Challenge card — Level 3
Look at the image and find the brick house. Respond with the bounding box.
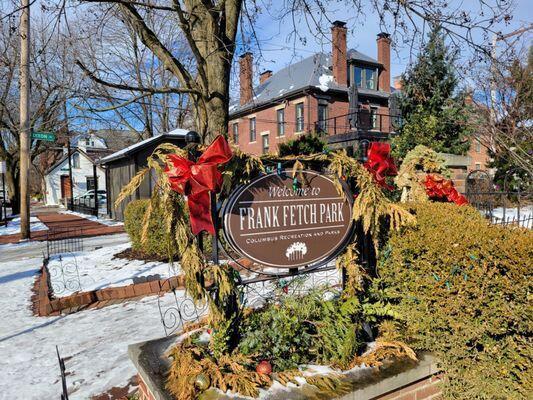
[229,21,399,156]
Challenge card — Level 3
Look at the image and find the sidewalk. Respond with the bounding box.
[0,212,124,245]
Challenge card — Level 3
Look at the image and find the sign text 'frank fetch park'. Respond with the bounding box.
[222,170,354,270]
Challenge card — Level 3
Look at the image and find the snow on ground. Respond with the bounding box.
[0,216,48,236]
[0,254,187,399]
[48,243,180,297]
[59,210,124,227]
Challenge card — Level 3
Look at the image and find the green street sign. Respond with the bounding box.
[31,131,56,142]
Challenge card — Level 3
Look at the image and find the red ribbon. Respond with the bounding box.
[364,142,398,190]
[164,135,233,235]
[424,174,468,206]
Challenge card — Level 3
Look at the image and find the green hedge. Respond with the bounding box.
[124,199,179,259]
[376,202,532,398]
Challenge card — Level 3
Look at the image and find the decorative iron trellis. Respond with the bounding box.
[157,287,209,337]
[47,254,83,296]
[46,226,84,258]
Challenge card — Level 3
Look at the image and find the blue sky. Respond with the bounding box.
[233,0,532,88]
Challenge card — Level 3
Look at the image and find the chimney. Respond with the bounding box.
[377,33,391,92]
[259,70,272,84]
[239,52,253,105]
[393,75,403,91]
[331,21,347,85]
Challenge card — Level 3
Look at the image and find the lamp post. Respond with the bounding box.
[358,139,370,163]
[184,131,205,253]
[67,138,74,210]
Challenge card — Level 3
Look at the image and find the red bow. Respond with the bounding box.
[364,142,397,190]
[164,135,233,235]
[424,174,468,206]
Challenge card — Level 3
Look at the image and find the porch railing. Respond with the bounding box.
[314,110,403,136]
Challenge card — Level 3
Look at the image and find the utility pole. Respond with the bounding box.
[19,0,31,239]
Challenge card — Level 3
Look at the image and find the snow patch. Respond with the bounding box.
[0,216,48,236]
[47,243,179,297]
[0,254,185,399]
[59,210,123,227]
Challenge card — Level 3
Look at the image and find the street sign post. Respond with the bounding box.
[0,160,7,226]
[31,131,56,142]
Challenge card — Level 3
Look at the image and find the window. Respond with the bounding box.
[354,67,363,88]
[317,103,328,133]
[249,118,256,142]
[475,163,481,170]
[232,123,239,144]
[475,140,481,153]
[277,109,285,136]
[72,153,80,168]
[86,177,96,191]
[365,68,377,90]
[262,134,270,154]
[352,66,378,90]
[295,103,305,132]
[370,106,378,129]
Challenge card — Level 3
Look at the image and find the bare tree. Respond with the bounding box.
[72,5,193,139]
[471,39,533,179]
[0,7,78,213]
[74,1,513,143]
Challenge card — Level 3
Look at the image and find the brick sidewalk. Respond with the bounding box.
[0,212,124,244]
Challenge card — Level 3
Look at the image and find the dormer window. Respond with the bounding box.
[352,65,378,90]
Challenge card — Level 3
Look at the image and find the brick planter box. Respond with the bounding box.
[128,334,442,400]
[31,260,186,316]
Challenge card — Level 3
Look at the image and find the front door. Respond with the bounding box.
[60,175,71,199]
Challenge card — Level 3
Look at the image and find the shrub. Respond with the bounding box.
[124,199,179,259]
[278,132,328,156]
[237,290,363,371]
[376,202,533,398]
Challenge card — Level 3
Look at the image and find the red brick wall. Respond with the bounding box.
[231,95,314,154]
[230,95,394,155]
[377,33,391,93]
[467,138,490,172]
[332,22,348,85]
[137,374,154,400]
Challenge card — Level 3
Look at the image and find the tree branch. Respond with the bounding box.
[75,60,200,95]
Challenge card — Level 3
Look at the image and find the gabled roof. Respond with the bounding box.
[347,49,380,65]
[229,50,389,116]
[45,148,104,176]
[99,128,190,164]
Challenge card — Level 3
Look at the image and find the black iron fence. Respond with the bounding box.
[465,190,532,229]
[66,197,100,216]
[46,226,85,258]
[314,110,403,136]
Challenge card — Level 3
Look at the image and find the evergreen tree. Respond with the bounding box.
[392,26,471,160]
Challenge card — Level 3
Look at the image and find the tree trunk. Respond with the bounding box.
[5,167,20,215]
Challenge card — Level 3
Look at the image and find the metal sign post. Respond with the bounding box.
[0,161,7,226]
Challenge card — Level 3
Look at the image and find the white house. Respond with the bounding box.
[44,133,109,206]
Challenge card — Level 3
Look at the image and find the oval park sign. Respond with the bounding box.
[222,170,354,269]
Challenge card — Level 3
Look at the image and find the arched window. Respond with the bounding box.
[72,153,80,168]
